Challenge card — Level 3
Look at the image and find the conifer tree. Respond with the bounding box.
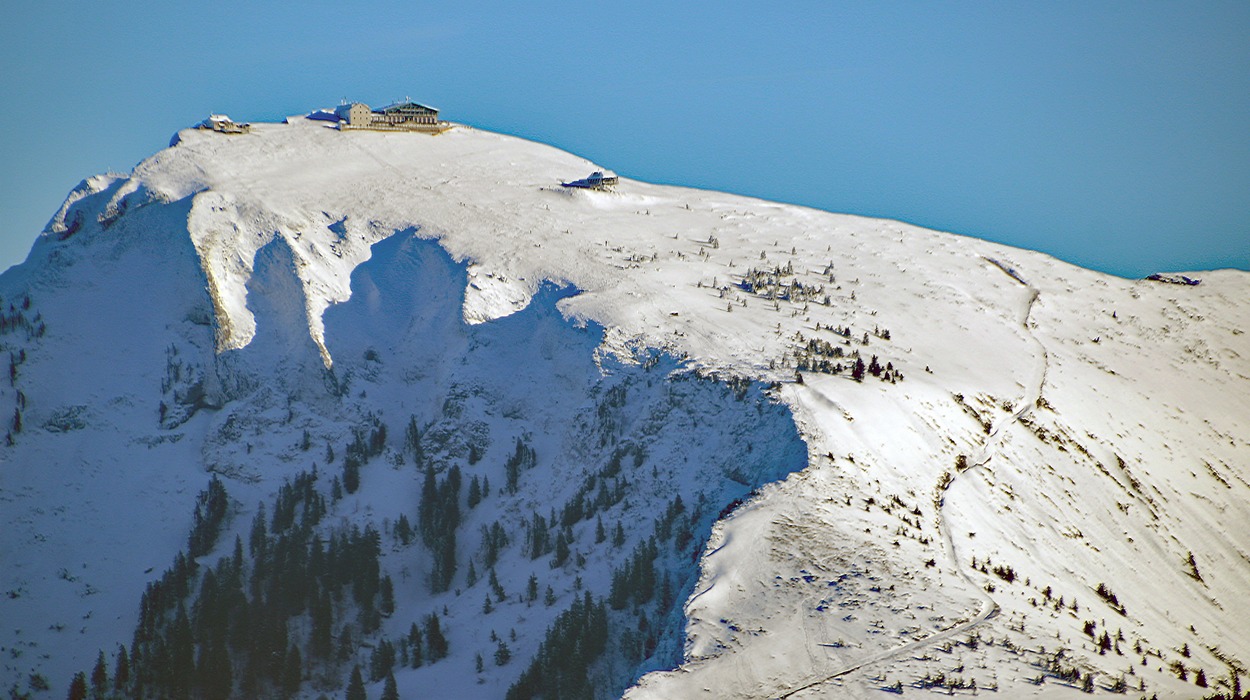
[90,650,108,699]
[231,535,244,573]
[311,589,333,659]
[404,415,422,460]
[380,575,395,615]
[489,567,506,601]
[425,613,449,661]
[343,457,360,494]
[170,604,194,700]
[417,465,462,591]
[113,644,130,693]
[200,640,232,700]
[249,504,267,556]
[420,467,437,526]
[283,645,302,697]
[66,672,87,700]
[338,626,354,663]
[381,673,400,700]
[369,640,396,681]
[553,530,570,567]
[188,477,229,559]
[851,357,866,381]
[345,666,366,700]
[503,438,535,493]
[528,514,548,559]
[394,514,412,545]
[408,622,423,668]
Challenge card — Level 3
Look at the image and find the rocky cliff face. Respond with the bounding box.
[1,118,1247,699]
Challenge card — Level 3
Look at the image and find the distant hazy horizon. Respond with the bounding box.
[2,1,1247,278]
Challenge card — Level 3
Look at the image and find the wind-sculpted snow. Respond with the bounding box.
[0,117,1247,699]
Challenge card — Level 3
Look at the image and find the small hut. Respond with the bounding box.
[197,114,250,134]
[561,171,619,190]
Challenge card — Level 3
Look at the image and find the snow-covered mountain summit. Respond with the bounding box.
[2,117,1247,699]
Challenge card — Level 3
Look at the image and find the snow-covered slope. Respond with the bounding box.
[1,117,1247,699]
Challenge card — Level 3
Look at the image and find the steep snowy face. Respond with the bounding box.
[1,117,1248,699]
[0,219,808,699]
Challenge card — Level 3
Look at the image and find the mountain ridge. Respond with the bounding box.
[2,117,1247,699]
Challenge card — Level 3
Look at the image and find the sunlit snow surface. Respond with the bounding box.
[2,119,1248,698]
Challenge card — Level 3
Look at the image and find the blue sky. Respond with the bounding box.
[1,2,1246,277]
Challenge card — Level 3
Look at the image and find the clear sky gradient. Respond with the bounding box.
[2,2,1247,278]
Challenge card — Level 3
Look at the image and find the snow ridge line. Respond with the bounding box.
[771,259,1048,699]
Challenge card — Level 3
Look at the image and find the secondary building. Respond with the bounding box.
[561,171,619,190]
[197,114,250,134]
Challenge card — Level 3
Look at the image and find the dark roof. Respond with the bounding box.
[376,101,439,114]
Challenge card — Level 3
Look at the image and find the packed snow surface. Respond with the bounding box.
[2,117,1248,698]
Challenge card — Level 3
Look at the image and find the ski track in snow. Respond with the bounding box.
[770,258,1046,699]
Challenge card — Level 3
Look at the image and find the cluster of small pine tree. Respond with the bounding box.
[366,613,449,684]
[738,263,826,304]
[1094,581,1127,615]
[342,419,387,494]
[508,490,704,699]
[4,301,36,445]
[506,592,609,700]
[478,521,508,569]
[70,468,391,699]
[187,476,229,558]
[466,473,490,507]
[419,465,461,592]
[503,437,537,494]
[608,540,658,610]
[593,384,629,447]
[523,512,559,561]
[0,295,44,339]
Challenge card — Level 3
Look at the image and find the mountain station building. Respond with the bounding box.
[335,100,450,133]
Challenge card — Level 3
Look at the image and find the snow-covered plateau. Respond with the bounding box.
[1,117,1247,699]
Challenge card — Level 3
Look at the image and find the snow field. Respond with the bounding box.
[1,116,1246,698]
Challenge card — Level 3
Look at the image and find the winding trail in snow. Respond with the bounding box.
[773,258,1049,699]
